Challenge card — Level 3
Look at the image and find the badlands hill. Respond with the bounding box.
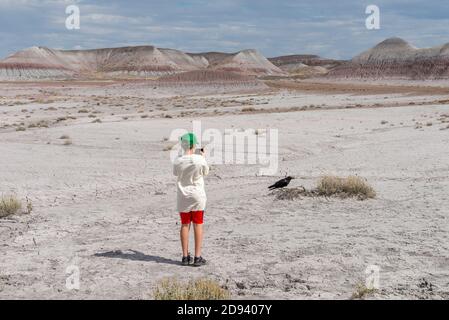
[328,37,449,79]
[268,54,344,78]
[0,45,285,80]
[199,49,285,76]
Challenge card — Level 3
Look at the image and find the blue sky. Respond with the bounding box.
[1,0,449,59]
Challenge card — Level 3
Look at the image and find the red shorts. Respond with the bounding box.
[180,211,204,225]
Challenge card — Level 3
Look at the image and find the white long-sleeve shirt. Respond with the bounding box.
[173,154,209,213]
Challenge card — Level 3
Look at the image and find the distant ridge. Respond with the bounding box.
[5,38,448,81]
[0,45,285,80]
[328,37,449,79]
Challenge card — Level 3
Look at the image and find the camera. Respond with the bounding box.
[195,147,204,155]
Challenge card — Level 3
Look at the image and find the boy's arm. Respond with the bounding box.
[173,162,178,176]
[202,159,210,176]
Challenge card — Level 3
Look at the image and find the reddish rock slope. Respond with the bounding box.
[328,38,449,79]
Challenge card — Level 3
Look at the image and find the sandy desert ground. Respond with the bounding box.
[1,79,448,299]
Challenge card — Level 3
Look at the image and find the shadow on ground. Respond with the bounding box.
[94,249,180,266]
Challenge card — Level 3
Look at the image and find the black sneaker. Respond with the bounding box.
[182,255,192,266]
[193,256,207,267]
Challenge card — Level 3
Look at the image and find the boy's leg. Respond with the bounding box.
[192,211,204,258]
[193,223,203,258]
[180,223,190,257]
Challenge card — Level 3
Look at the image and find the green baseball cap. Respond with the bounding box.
[180,132,198,148]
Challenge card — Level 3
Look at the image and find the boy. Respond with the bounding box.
[173,133,209,266]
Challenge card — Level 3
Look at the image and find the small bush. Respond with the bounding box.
[0,195,22,218]
[317,176,376,199]
[153,278,230,300]
[272,175,376,201]
[351,283,377,299]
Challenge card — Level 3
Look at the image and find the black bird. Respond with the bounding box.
[268,176,294,190]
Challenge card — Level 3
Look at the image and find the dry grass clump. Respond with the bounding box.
[56,116,68,122]
[350,283,378,299]
[9,100,28,106]
[28,120,49,129]
[317,176,376,200]
[58,134,72,145]
[273,175,376,201]
[153,278,230,300]
[241,106,257,112]
[163,142,177,151]
[0,195,22,218]
[35,98,55,104]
